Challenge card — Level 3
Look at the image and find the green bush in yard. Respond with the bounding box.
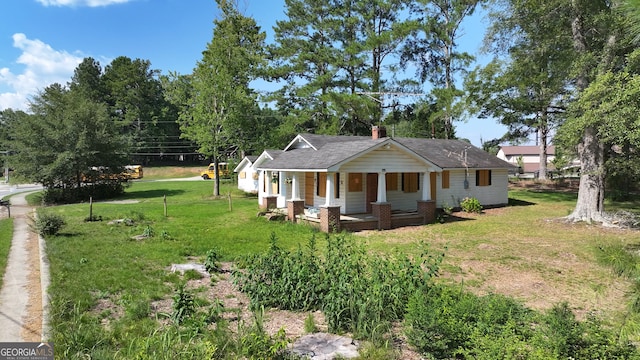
[204,247,223,274]
[405,287,640,359]
[35,212,66,236]
[460,196,482,213]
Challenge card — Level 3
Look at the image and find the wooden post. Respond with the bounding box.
[164,195,167,217]
[89,196,93,220]
[228,192,232,211]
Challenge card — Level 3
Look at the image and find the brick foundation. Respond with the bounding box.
[320,205,341,233]
[417,200,436,224]
[287,200,305,222]
[371,202,392,230]
[261,196,278,210]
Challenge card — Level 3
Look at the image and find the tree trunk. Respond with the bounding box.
[538,119,549,181]
[214,158,220,197]
[566,2,607,222]
[566,126,605,222]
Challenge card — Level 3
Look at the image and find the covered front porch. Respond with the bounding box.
[266,203,435,232]
[265,191,436,232]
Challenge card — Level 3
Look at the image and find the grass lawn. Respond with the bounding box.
[0,218,12,289]
[359,188,640,318]
[45,180,318,302]
[41,178,640,358]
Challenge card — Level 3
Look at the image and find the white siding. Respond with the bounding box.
[237,164,258,193]
[436,169,508,208]
[385,172,421,211]
[340,147,430,173]
[345,173,366,214]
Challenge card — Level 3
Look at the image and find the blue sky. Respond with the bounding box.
[0,0,509,147]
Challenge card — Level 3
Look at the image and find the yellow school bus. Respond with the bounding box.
[200,162,229,180]
[124,165,143,179]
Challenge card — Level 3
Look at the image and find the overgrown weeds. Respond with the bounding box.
[234,232,444,340]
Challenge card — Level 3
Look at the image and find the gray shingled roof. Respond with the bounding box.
[395,138,514,169]
[287,133,371,150]
[264,138,387,170]
[259,134,513,171]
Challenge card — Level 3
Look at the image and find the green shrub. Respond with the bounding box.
[304,313,318,333]
[35,212,66,236]
[171,285,195,324]
[142,225,155,238]
[405,285,532,359]
[460,197,482,213]
[204,248,222,274]
[405,290,639,359]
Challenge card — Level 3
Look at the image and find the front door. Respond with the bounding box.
[305,172,314,206]
[430,172,437,204]
[366,173,378,213]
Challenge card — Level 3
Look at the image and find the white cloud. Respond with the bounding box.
[35,0,131,7]
[0,33,83,111]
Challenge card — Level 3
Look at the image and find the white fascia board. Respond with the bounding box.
[283,134,317,151]
[257,167,327,172]
[233,157,253,172]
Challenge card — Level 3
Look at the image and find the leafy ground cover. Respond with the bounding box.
[40,177,640,358]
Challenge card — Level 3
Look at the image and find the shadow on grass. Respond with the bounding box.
[442,214,474,223]
[508,198,536,207]
[120,189,185,200]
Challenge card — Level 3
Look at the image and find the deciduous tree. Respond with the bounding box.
[181,0,266,196]
[9,84,128,201]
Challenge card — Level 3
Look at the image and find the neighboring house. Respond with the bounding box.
[255,126,515,232]
[497,145,556,178]
[234,155,259,193]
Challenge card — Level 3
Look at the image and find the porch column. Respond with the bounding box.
[324,172,335,206]
[265,171,273,196]
[291,173,300,200]
[279,171,287,200]
[376,171,387,203]
[422,171,431,201]
[262,170,277,210]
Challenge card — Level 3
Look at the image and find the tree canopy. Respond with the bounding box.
[178,0,266,196]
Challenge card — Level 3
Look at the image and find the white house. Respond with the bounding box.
[496,145,555,178]
[254,127,515,232]
[234,155,259,193]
